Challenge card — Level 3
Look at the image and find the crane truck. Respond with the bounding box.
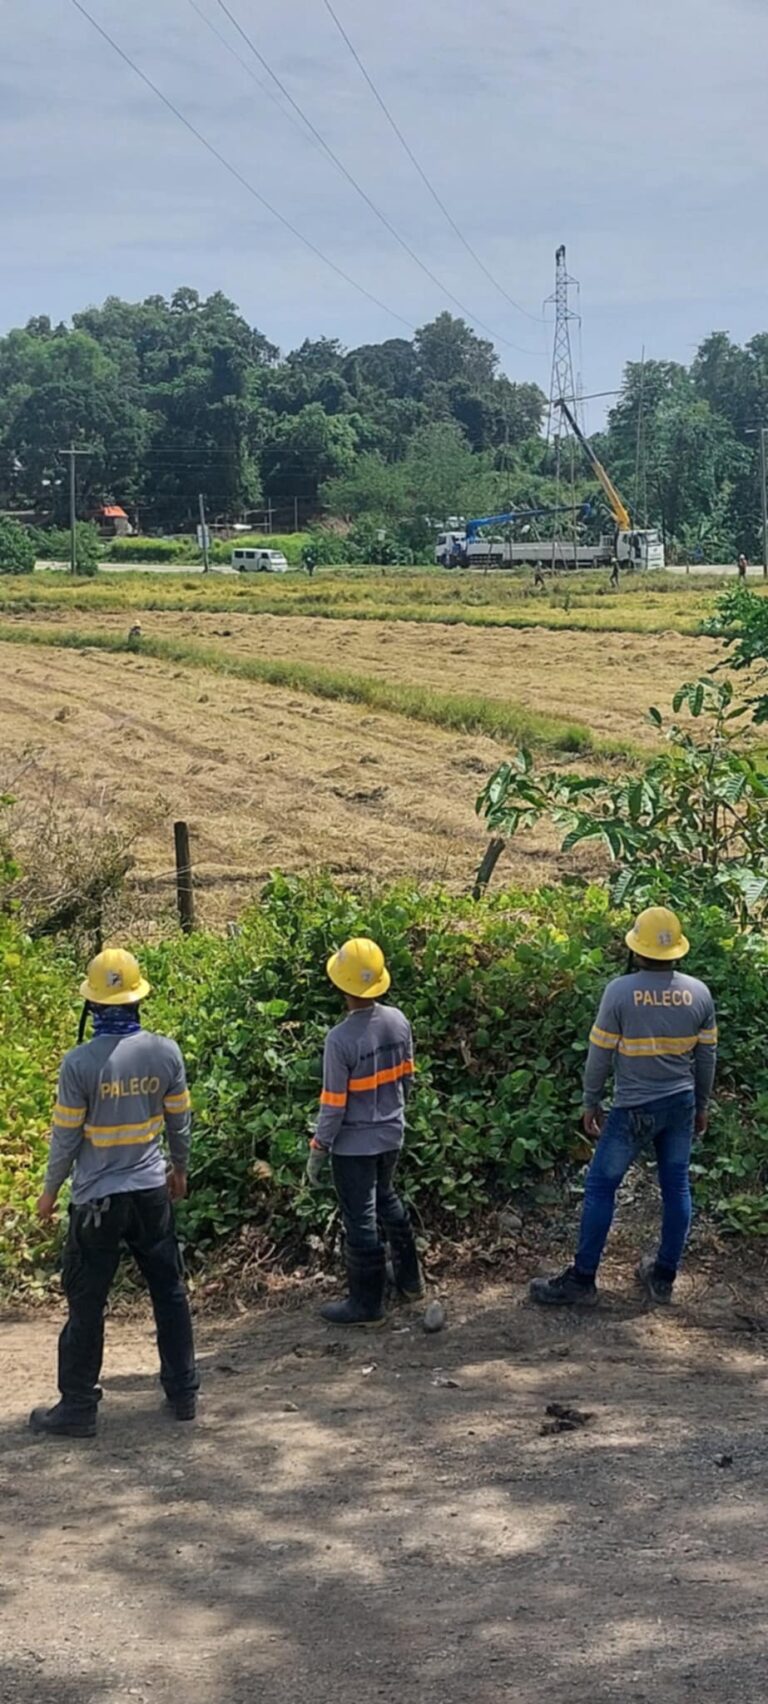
[435,405,664,570]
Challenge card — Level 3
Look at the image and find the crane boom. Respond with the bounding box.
[555,399,633,533]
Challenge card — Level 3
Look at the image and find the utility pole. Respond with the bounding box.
[197,491,210,573]
[58,443,92,573]
[761,428,768,580]
[747,426,768,579]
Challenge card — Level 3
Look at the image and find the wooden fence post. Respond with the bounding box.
[174,820,195,933]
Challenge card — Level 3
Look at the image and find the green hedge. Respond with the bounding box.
[3,875,768,1295]
[103,533,313,567]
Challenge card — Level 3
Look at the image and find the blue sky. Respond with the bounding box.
[4,0,768,425]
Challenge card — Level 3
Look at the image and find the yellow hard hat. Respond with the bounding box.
[80,947,151,1006]
[326,938,391,999]
[625,906,689,962]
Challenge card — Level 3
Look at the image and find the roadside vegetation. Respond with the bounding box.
[2,587,768,1297]
[0,567,764,637]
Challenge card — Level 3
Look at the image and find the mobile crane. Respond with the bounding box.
[555,400,665,569]
[435,408,665,571]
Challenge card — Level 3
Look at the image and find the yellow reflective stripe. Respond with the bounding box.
[53,1104,86,1126]
[86,1130,161,1149]
[163,1090,191,1112]
[618,1035,698,1056]
[84,1116,163,1147]
[589,1026,619,1049]
[698,1028,718,1045]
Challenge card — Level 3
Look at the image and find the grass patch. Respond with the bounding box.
[0,621,638,758]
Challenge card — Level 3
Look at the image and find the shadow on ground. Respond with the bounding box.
[1,1264,767,1704]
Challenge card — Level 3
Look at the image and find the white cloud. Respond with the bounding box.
[4,0,768,412]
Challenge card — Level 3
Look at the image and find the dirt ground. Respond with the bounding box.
[6,609,719,750]
[0,641,598,928]
[2,1249,768,1704]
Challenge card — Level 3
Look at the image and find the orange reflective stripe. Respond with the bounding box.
[348,1059,414,1094]
[320,1089,347,1108]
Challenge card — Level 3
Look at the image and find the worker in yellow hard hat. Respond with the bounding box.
[306,937,423,1326]
[30,947,198,1438]
[531,906,718,1309]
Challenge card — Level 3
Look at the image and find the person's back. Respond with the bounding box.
[31,947,198,1439]
[318,1001,413,1156]
[307,938,422,1327]
[54,1027,190,1203]
[532,907,717,1311]
[586,966,716,1109]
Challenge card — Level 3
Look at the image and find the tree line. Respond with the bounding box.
[0,286,765,559]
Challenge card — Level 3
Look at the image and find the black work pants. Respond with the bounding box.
[58,1187,198,1413]
[331,1150,410,1252]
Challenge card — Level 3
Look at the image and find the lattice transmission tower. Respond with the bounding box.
[545,243,581,440]
[545,244,582,569]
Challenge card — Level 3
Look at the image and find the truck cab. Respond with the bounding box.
[435,530,466,568]
[616,529,665,570]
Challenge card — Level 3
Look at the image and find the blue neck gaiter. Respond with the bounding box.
[89,1003,142,1038]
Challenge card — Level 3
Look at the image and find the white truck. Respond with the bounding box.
[435,527,664,571]
[436,400,665,572]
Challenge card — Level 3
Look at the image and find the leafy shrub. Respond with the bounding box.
[32,522,100,575]
[0,519,35,575]
[477,677,768,922]
[209,532,309,567]
[6,872,768,1295]
[104,536,193,564]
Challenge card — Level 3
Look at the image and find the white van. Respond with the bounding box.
[232,547,289,573]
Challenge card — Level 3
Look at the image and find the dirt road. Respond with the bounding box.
[2,1267,768,1704]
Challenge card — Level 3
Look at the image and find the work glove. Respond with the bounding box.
[306,1142,330,1188]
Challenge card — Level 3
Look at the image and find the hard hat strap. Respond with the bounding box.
[77,1002,90,1046]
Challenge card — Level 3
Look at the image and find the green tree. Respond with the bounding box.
[0,517,35,574]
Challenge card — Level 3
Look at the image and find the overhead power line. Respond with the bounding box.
[320,0,543,326]
[67,0,413,333]
[211,0,538,356]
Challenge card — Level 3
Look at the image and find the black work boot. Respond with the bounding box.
[166,1394,198,1421]
[529,1265,599,1308]
[321,1246,387,1327]
[636,1253,674,1306]
[388,1223,425,1302]
[29,1401,97,1439]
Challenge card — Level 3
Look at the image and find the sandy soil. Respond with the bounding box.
[4,610,719,749]
[2,1256,768,1704]
[0,642,580,928]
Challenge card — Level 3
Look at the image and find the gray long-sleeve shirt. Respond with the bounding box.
[45,1030,192,1204]
[583,970,718,1111]
[314,1003,414,1156]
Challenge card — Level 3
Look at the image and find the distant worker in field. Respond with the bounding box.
[31,948,198,1438]
[738,553,748,580]
[303,546,317,578]
[533,563,546,589]
[609,559,620,590]
[128,620,142,646]
[530,906,717,1310]
[306,937,423,1326]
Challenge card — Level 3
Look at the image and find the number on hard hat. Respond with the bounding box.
[625,906,689,962]
[79,947,151,1006]
[326,937,391,999]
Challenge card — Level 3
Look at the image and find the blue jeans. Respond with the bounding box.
[576,1093,695,1280]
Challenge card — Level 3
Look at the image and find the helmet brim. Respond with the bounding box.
[624,930,689,961]
[326,952,391,999]
[79,976,151,1005]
